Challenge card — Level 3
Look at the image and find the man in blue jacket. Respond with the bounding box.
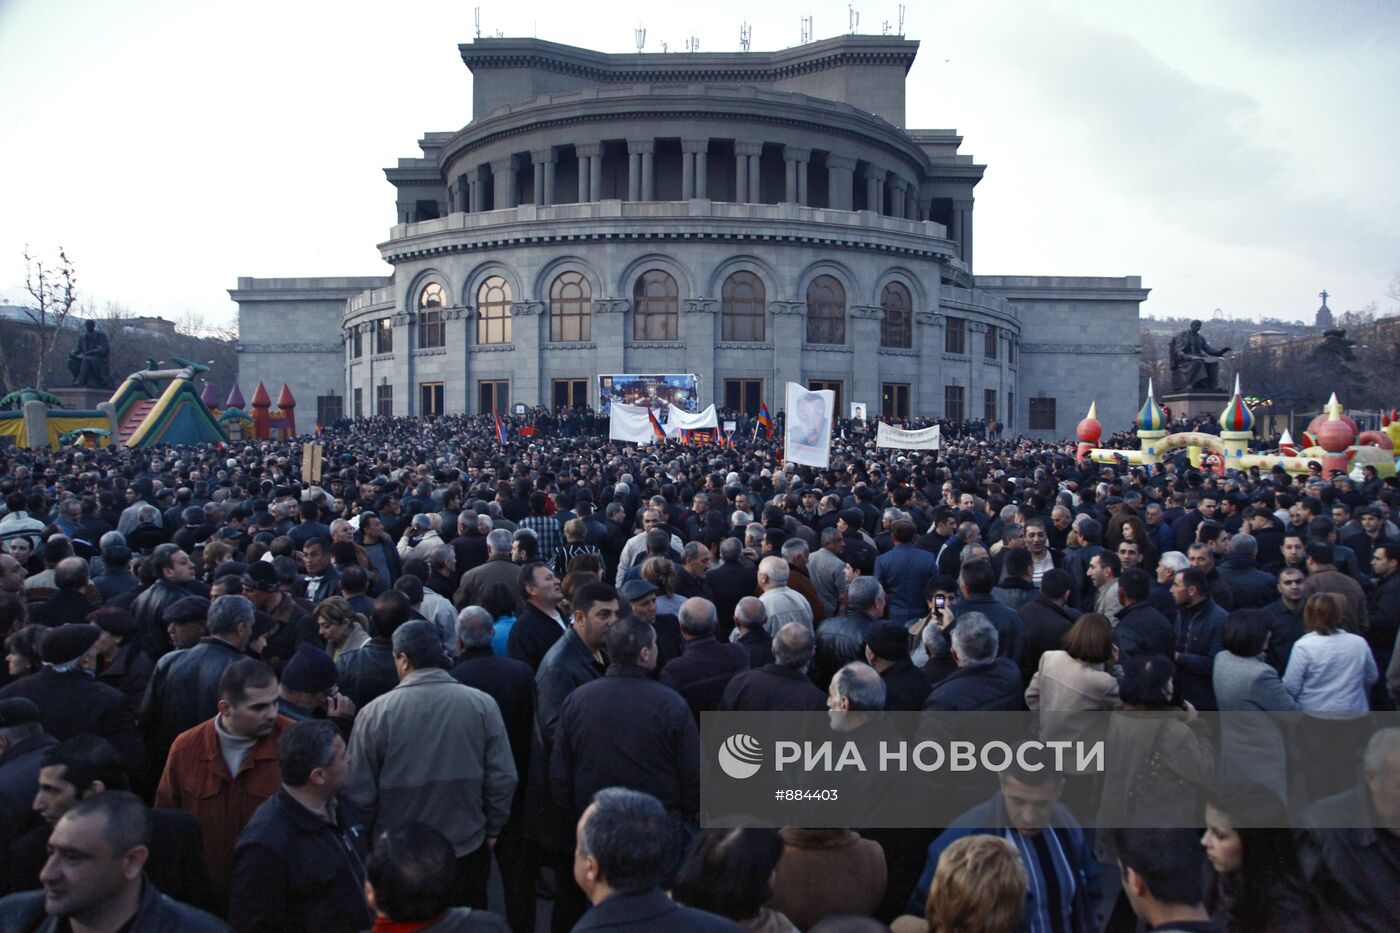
[875,520,940,625]
[906,767,1101,932]
[1172,567,1227,710]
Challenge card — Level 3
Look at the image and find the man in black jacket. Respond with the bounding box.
[1113,569,1177,664]
[140,595,254,776]
[335,590,410,710]
[865,619,932,711]
[814,576,882,690]
[951,560,1025,667]
[1263,568,1307,675]
[1215,533,1276,609]
[129,544,206,659]
[230,720,371,933]
[28,559,96,628]
[0,792,225,933]
[719,623,825,712]
[449,606,536,933]
[705,538,758,642]
[1017,568,1081,685]
[658,597,749,722]
[731,597,774,670]
[923,614,1024,711]
[507,562,569,671]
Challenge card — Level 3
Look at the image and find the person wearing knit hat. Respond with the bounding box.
[277,644,355,739]
[87,608,154,706]
[164,596,211,651]
[863,619,932,711]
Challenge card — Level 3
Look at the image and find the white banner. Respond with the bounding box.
[663,403,719,437]
[608,403,660,445]
[784,382,835,468]
[876,422,942,450]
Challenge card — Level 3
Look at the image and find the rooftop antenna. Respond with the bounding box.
[739,20,751,52]
[800,15,812,44]
[635,25,646,50]
[661,40,669,52]
[685,32,700,52]
[474,6,481,38]
[898,3,905,35]
[881,19,890,34]
[848,4,859,33]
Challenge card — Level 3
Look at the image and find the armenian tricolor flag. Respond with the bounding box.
[647,405,666,440]
[757,403,774,439]
[493,410,508,445]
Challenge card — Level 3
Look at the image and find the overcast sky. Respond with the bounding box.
[1,0,1396,329]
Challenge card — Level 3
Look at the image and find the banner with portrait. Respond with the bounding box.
[876,422,942,450]
[783,382,835,468]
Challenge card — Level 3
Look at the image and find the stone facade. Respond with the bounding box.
[234,35,1149,437]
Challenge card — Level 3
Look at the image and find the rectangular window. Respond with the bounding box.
[376,319,394,355]
[419,382,444,416]
[984,388,998,423]
[1008,340,1017,365]
[944,385,965,422]
[881,383,910,420]
[479,380,509,415]
[984,324,998,359]
[944,317,966,355]
[1007,391,1014,429]
[723,379,763,416]
[316,395,343,426]
[375,384,393,417]
[552,379,588,411]
[352,328,363,359]
[418,310,445,349]
[1030,397,1057,431]
[353,388,363,418]
[809,380,842,418]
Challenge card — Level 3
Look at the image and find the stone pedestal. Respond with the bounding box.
[1161,391,1228,421]
[50,387,112,411]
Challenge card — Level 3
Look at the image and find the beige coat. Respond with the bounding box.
[767,828,886,931]
[1025,650,1123,713]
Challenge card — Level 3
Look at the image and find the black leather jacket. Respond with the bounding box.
[0,879,227,933]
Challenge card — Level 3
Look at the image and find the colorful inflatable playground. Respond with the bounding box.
[0,361,301,449]
[1076,377,1399,479]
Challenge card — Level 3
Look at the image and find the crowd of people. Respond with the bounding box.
[0,408,1395,932]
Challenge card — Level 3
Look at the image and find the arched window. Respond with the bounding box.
[721,271,765,342]
[550,271,592,342]
[476,276,512,345]
[880,281,912,349]
[632,270,678,341]
[806,275,846,344]
[417,282,445,349]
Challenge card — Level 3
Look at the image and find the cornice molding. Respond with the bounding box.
[625,341,686,349]
[469,344,517,353]
[238,342,342,354]
[683,298,719,314]
[593,299,629,314]
[1021,342,1141,355]
[802,342,853,353]
[769,301,806,316]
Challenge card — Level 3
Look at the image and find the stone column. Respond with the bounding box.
[510,301,545,406]
[917,194,933,224]
[467,174,480,213]
[905,186,918,221]
[390,311,413,415]
[531,148,555,206]
[864,166,886,215]
[826,154,856,211]
[769,301,806,401]
[888,177,906,219]
[592,299,629,376]
[642,147,655,201]
[682,299,718,403]
[915,312,942,418]
[490,158,516,210]
[453,182,467,213]
[783,147,810,205]
[953,198,974,269]
[850,305,883,410]
[627,145,642,201]
[735,142,762,203]
[577,144,602,203]
[684,139,709,199]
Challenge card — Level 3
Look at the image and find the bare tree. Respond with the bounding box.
[21,246,78,391]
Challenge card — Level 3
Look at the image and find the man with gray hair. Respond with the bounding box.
[923,613,1024,711]
[807,526,848,615]
[29,556,94,628]
[780,537,828,627]
[139,594,256,774]
[453,527,524,613]
[757,556,812,637]
[1216,532,1276,609]
[659,597,749,722]
[719,622,825,711]
[447,607,536,932]
[349,619,517,910]
[827,661,887,731]
[706,538,757,642]
[730,596,772,669]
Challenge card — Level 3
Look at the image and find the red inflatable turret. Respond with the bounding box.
[1075,402,1102,464]
[276,384,296,437]
[250,381,271,440]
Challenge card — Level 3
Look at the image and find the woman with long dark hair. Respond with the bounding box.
[1201,781,1315,931]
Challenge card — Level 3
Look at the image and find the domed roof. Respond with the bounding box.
[1136,379,1166,432]
[1218,375,1254,433]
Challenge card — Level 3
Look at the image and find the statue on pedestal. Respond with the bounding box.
[67,320,112,389]
[1169,320,1230,392]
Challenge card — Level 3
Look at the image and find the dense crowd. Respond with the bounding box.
[0,410,1395,933]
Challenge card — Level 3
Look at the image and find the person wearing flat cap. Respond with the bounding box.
[241,562,319,673]
[163,595,211,651]
[0,697,56,851]
[619,579,684,677]
[864,619,931,711]
[278,644,356,741]
[0,626,144,783]
[87,607,154,707]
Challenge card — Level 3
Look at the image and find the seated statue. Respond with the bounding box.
[67,320,112,389]
[1169,320,1230,392]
